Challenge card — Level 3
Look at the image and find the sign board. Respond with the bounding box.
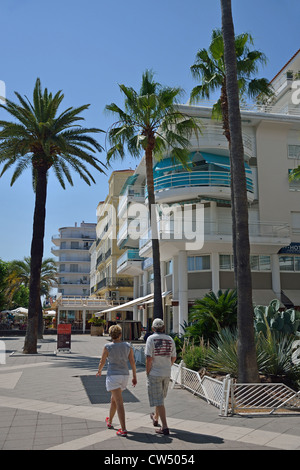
[56,323,71,353]
[279,243,300,254]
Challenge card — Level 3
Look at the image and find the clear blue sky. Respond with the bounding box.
[0,0,299,262]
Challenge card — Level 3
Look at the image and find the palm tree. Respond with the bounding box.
[0,78,105,353]
[190,28,273,141]
[105,70,201,320]
[5,257,58,338]
[190,28,273,282]
[220,0,260,382]
[188,289,237,340]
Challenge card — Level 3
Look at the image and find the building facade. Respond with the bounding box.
[104,50,300,334]
[51,221,108,330]
[91,170,135,321]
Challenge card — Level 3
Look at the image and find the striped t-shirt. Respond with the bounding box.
[145,332,176,377]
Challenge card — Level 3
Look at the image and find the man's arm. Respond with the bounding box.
[146,356,153,375]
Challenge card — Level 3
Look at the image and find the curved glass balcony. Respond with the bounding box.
[153,170,253,193]
[146,152,254,201]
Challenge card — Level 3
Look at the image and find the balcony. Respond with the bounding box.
[96,277,134,291]
[146,153,254,204]
[117,249,144,275]
[152,170,253,203]
[118,185,145,218]
[139,219,291,257]
[117,218,145,248]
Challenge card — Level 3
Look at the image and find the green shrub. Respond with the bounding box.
[181,338,209,371]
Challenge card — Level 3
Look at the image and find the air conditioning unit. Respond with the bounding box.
[111,290,119,300]
[105,291,111,300]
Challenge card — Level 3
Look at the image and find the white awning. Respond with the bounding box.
[282,290,300,306]
[99,291,172,314]
[100,294,154,314]
[252,290,282,306]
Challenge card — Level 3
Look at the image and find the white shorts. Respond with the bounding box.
[106,374,129,392]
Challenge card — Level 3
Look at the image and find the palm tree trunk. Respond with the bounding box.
[220,81,237,285]
[145,143,163,321]
[23,166,47,354]
[221,0,259,382]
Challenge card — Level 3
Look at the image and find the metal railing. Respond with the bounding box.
[170,361,231,416]
[146,170,254,197]
[231,382,300,415]
[132,349,300,416]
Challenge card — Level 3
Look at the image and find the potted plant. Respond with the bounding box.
[88,315,106,336]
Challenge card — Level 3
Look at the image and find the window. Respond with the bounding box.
[187,255,210,271]
[219,254,232,270]
[219,254,271,271]
[279,256,300,271]
[258,256,271,271]
[165,259,173,275]
[70,264,79,272]
[288,144,300,159]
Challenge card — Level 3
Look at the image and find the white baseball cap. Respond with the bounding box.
[152,318,164,330]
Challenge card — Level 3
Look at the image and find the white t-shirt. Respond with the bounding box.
[145,332,176,377]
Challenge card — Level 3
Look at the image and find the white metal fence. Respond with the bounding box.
[231,382,300,415]
[133,347,300,416]
[170,361,231,416]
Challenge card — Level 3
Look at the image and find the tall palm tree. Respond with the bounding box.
[220,0,260,382]
[190,28,273,282]
[0,78,105,353]
[190,28,273,141]
[105,70,201,321]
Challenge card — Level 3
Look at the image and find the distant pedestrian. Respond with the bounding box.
[96,324,137,436]
[145,318,176,435]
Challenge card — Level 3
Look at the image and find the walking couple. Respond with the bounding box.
[96,318,176,437]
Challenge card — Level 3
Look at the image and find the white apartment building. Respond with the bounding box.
[52,221,96,297]
[105,50,300,334]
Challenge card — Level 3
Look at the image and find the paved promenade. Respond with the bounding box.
[0,334,299,454]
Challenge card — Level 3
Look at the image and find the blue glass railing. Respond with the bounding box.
[145,170,253,195]
[117,249,144,269]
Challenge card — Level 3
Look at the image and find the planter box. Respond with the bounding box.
[90,325,104,336]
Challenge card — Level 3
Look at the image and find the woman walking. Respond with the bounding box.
[96,324,137,436]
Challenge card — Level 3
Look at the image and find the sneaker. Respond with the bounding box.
[116,429,128,436]
[105,417,113,429]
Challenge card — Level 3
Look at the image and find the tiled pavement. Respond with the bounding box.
[0,334,300,454]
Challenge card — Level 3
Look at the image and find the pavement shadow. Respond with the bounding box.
[126,427,224,445]
[80,375,140,404]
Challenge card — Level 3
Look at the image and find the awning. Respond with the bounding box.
[201,152,251,173]
[142,291,172,305]
[100,294,154,314]
[252,290,282,306]
[282,290,300,306]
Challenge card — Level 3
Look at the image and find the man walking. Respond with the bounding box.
[145,318,176,435]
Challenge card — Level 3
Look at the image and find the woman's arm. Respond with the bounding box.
[128,347,137,386]
[96,347,108,376]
